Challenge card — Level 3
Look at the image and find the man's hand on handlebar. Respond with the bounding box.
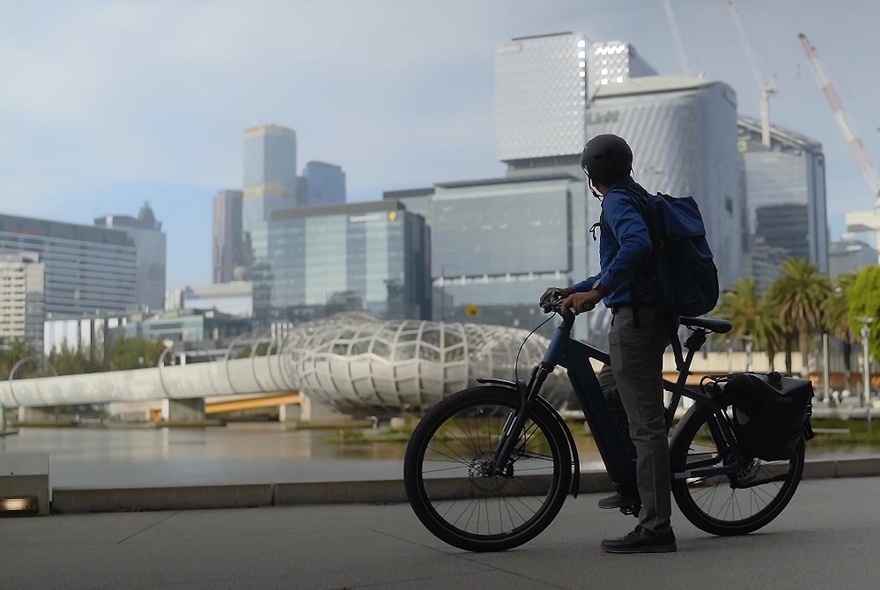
[539,286,573,304]
[560,290,603,315]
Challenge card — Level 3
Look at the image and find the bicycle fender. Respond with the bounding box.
[668,402,702,450]
[669,387,733,451]
[475,378,581,497]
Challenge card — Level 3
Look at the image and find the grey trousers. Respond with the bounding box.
[596,306,672,535]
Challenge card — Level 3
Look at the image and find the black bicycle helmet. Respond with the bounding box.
[580,134,633,186]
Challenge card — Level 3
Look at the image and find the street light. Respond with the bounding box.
[822,332,830,403]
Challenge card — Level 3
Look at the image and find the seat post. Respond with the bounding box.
[676,329,707,386]
[665,328,708,430]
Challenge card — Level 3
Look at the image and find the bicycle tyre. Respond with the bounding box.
[670,401,804,536]
[404,386,572,552]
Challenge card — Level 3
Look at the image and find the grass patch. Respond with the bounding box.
[808,416,880,445]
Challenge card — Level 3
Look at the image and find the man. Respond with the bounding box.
[541,134,676,554]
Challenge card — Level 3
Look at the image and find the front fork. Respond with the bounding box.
[489,364,553,475]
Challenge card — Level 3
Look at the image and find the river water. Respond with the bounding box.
[1,424,877,488]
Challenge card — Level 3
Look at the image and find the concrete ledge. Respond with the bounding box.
[802,459,838,479]
[0,428,19,437]
[42,457,880,515]
[832,458,880,479]
[578,470,615,494]
[0,454,50,515]
[52,484,273,514]
[274,480,407,505]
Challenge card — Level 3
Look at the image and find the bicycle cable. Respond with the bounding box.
[513,312,556,386]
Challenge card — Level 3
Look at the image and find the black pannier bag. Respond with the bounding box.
[725,372,815,461]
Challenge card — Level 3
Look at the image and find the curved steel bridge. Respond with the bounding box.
[0,350,297,408]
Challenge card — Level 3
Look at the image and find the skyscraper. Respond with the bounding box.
[251,200,431,326]
[242,124,300,283]
[0,252,44,349]
[95,203,167,312]
[243,124,299,200]
[737,115,829,289]
[587,40,658,99]
[560,76,744,290]
[495,32,588,163]
[303,161,346,206]
[829,235,878,278]
[212,190,249,283]
[495,33,658,164]
[0,213,137,317]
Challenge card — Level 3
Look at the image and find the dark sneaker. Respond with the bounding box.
[598,489,640,510]
[601,526,677,554]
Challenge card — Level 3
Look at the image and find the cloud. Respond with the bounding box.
[0,0,875,233]
[0,0,598,216]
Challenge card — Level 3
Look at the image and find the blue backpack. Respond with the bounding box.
[633,189,720,319]
[600,186,720,367]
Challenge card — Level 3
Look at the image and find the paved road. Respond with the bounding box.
[2,476,879,590]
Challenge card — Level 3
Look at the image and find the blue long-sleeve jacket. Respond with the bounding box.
[572,178,656,308]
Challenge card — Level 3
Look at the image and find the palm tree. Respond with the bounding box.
[754,297,784,370]
[769,258,832,374]
[824,273,857,389]
[716,278,760,336]
[715,278,783,369]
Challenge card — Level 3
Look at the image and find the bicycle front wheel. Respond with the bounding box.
[670,401,804,536]
[403,386,572,552]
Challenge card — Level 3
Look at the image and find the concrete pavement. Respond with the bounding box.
[2,476,880,589]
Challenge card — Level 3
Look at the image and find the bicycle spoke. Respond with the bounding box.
[675,405,803,533]
[416,398,562,540]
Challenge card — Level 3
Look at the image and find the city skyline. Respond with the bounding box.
[2,0,878,288]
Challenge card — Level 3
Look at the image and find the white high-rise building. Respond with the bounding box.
[0,252,45,349]
[587,40,658,100]
[495,32,588,163]
[587,76,743,289]
[495,33,658,164]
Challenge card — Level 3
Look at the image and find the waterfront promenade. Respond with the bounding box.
[2,476,879,589]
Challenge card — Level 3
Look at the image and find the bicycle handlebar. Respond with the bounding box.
[539,294,595,316]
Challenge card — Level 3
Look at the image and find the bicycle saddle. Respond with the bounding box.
[679,316,733,334]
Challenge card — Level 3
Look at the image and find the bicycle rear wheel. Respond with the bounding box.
[670,401,804,536]
[403,386,572,552]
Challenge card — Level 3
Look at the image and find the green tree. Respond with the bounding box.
[48,343,89,376]
[823,273,858,388]
[102,335,168,371]
[848,265,880,363]
[768,258,832,374]
[715,278,783,369]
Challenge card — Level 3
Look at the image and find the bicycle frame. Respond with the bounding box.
[486,309,745,493]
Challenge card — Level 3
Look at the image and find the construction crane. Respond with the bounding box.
[727,0,775,147]
[799,33,880,208]
[662,0,691,77]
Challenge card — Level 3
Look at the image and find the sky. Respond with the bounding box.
[1,0,879,289]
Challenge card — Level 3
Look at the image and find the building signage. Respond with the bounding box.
[349,214,382,223]
[586,110,621,125]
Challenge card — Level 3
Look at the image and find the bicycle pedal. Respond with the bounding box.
[619,504,641,517]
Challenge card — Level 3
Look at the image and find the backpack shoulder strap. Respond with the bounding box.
[613,186,686,371]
